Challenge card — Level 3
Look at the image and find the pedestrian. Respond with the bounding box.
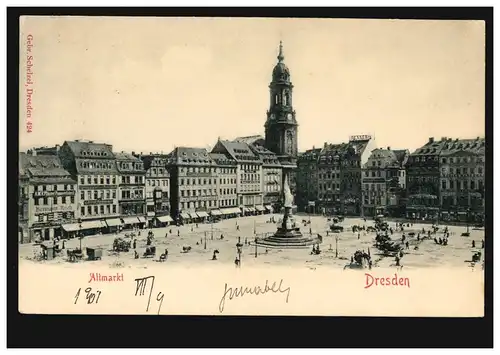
[405,241,409,250]
[237,225,240,231]
[357,233,360,240]
[482,240,485,249]
[177,230,180,237]
[472,240,476,248]
[133,239,137,249]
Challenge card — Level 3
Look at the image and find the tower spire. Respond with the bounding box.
[277,40,284,63]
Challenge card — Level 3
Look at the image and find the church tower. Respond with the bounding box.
[264,41,298,157]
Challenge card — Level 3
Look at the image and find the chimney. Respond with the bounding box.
[132,151,135,155]
[387,146,391,150]
[441,137,447,141]
[75,140,79,142]
[312,145,315,149]
[324,142,327,148]
[428,137,434,144]
[31,149,36,156]
[89,140,94,143]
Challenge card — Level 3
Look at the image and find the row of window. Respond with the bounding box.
[121,190,144,199]
[180,189,216,198]
[240,173,260,182]
[118,162,143,171]
[241,185,261,193]
[319,173,340,180]
[441,167,483,174]
[81,190,117,200]
[35,184,74,192]
[80,204,116,216]
[180,199,219,210]
[80,175,117,185]
[264,185,280,193]
[34,196,75,205]
[146,191,169,199]
[319,183,341,190]
[121,175,145,184]
[147,179,168,187]
[441,180,484,190]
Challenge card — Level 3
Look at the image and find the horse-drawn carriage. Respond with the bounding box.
[182,246,192,253]
[344,250,371,270]
[143,246,156,258]
[86,247,103,261]
[330,224,344,233]
[67,248,84,262]
[374,234,402,253]
[113,237,131,252]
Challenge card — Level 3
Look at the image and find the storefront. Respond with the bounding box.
[63,220,106,237]
[121,216,142,230]
[155,215,174,227]
[219,207,241,219]
[209,209,222,221]
[196,211,209,222]
[180,212,191,224]
[137,216,147,229]
[105,218,123,234]
[255,205,266,215]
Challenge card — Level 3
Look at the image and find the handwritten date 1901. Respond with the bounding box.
[134,275,164,315]
[74,287,102,305]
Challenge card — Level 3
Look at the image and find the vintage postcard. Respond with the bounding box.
[18,16,485,317]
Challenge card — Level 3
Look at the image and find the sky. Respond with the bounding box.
[19,17,485,154]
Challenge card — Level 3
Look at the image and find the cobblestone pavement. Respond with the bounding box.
[19,213,485,271]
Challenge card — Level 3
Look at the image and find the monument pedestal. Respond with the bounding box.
[254,207,322,249]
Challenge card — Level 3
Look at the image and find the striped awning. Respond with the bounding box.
[80,220,106,230]
[137,216,147,223]
[157,215,173,223]
[247,207,256,212]
[189,212,199,219]
[255,205,266,212]
[220,208,232,215]
[105,218,122,227]
[265,205,274,212]
[196,211,209,218]
[180,213,191,219]
[210,209,222,216]
[122,217,140,225]
[231,207,242,214]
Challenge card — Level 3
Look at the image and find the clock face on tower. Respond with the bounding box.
[270,113,275,120]
[287,113,293,120]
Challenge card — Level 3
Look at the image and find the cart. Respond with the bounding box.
[86,247,103,261]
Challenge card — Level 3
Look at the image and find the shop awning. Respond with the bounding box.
[156,215,173,223]
[137,216,147,223]
[210,209,222,216]
[147,212,155,217]
[196,211,209,218]
[61,223,80,232]
[247,207,256,212]
[220,208,231,215]
[189,212,199,219]
[265,205,274,212]
[180,213,191,219]
[122,217,140,225]
[232,207,242,214]
[105,218,122,227]
[255,205,266,212]
[80,220,106,230]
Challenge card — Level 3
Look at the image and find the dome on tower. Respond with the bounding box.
[272,41,291,82]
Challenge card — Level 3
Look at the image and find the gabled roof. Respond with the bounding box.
[19,153,75,183]
[64,140,115,159]
[209,152,237,166]
[168,147,215,165]
[233,135,265,147]
[212,140,262,163]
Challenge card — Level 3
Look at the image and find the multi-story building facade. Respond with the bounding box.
[168,147,218,223]
[361,148,409,218]
[405,137,448,220]
[439,137,485,223]
[340,136,375,216]
[250,144,282,212]
[115,152,146,229]
[316,143,347,215]
[296,147,321,213]
[58,140,120,235]
[212,139,263,215]
[209,152,238,216]
[19,152,77,242]
[139,153,173,227]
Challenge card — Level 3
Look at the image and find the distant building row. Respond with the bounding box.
[18,137,284,243]
[296,136,485,223]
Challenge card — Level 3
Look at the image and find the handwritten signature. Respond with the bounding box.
[219,279,291,313]
[134,276,164,315]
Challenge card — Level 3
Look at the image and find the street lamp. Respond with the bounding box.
[78,218,83,251]
[254,237,258,258]
[204,231,207,250]
[335,235,339,258]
